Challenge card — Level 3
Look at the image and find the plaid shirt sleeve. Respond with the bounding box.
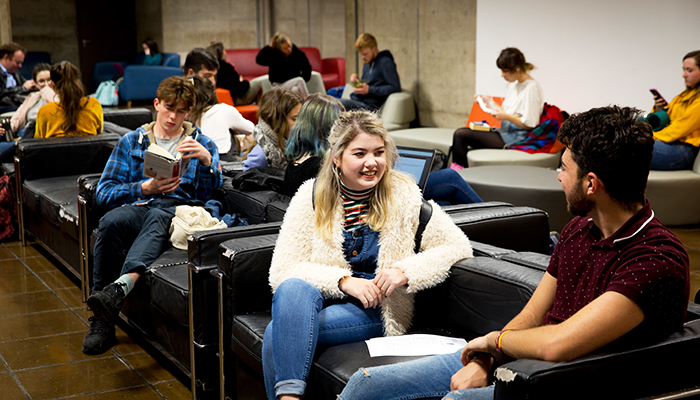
[193,133,223,200]
[96,134,145,208]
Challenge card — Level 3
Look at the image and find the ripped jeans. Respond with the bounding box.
[338,350,495,400]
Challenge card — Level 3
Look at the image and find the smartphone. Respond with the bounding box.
[650,88,666,104]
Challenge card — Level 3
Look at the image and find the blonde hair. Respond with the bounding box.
[354,33,377,51]
[314,110,412,239]
[271,32,291,50]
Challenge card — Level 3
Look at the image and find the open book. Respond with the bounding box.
[476,96,502,114]
[143,143,189,179]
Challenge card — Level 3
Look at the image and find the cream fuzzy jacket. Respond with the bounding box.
[269,174,473,336]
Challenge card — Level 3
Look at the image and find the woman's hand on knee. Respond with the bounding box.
[373,269,408,297]
[340,277,383,308]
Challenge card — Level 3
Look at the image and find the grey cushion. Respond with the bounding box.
[467,148,561,168]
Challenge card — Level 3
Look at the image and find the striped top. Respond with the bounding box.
[340,183,374,231]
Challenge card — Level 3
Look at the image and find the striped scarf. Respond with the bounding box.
[340,183,374,231]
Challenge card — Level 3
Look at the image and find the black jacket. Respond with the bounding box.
[256,44,312,84]
[216,60,251,98]
[0,68,28,107]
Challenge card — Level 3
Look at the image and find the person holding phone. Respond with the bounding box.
[451,48,544,169]
[649,50,700,170]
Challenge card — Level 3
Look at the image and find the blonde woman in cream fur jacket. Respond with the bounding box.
[262,110,472,400]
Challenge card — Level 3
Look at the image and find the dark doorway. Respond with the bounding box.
[76,0,137,91]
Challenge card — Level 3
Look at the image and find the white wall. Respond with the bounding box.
[476,0,700,114]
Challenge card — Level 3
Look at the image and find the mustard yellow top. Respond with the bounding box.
[653,88,700,147]
[35,97,103,138]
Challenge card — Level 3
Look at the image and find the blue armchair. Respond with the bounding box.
[118,65,182,106]
[91,52,181,92]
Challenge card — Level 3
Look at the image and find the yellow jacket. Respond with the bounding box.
[35,97,103,138]
[653,88,700,147]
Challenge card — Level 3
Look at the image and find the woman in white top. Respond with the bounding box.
[188,75,255,160]
[452,48,544,168]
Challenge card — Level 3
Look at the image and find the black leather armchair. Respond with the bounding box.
[15,133,121,287]
[215,204,552,399]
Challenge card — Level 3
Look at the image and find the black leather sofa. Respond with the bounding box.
[218,225,700,400]
[215,203,553,399]
[76,192,549,399]
[12,108,153,300]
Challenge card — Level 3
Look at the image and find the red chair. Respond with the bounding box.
[216,88,259,124]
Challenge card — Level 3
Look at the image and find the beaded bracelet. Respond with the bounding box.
[495,329,512,354]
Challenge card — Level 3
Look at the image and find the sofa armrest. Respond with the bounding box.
[218,234,278,316]
[92,61,127,89]
[119,65,182,102]
[378,91,415,131]
[322,57,346,87]
[494,316,700,400]
[16,133,121,182]
[103,108,152,131]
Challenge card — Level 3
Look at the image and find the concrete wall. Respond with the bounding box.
[9,0,80,66]
[0,0,11,45]
[271,0,345,58]
[350,0,477,127]
[135,1,163,54]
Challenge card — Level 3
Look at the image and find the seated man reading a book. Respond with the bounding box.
[82,76,222,355]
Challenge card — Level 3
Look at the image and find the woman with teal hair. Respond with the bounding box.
[281,93,344,197]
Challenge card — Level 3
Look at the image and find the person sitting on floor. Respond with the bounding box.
[188,74,254,161]
[81,76,222,355]
[256,32,312,98]
[649,50,700,170]
[242,88,303,171]
[339,105,689,400]
[35,61,103,139]
[341,33,401,112]
[206,41,261,106]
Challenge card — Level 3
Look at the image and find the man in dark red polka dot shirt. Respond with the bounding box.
[449,106,690,390]
[339,106,690,400]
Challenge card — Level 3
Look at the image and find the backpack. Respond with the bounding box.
[95,80,119,106]
[0,175,18,241]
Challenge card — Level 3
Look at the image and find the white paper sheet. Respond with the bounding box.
[476,96,500,114]
[365,334,467,357]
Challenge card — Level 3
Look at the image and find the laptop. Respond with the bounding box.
[395,146,436,190]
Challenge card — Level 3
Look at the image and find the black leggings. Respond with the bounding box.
[452,127,505,167]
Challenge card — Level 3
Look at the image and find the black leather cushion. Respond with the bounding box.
[103,108,152,130]
[500,251,551,272]
[39,186,79,240]
[23,175,81,215]
[17,133,120,182]
[470,240,516,258]
[441,201,512,213]
[451,206,550,254]
[2,163,13,176]
[147,247,189,326]
[224,188,290,224]
[265,198,291,222]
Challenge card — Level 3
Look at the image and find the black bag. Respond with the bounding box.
[0,175,18,241]
[231,166,285,192]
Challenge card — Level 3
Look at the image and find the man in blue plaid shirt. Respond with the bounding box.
[82,76,223,355]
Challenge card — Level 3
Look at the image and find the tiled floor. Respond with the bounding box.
[1,225,699,400]
[0,241,191,400]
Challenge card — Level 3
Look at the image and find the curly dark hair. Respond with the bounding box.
[558,106,654,210]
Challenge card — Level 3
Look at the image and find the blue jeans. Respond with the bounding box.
[424,169,483,206]
[651,140,699,170]
[342,224,381,273]
[91,199,177,291]
[498,120,528,146]
[262,277,384,399]
[339,350,495,400]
